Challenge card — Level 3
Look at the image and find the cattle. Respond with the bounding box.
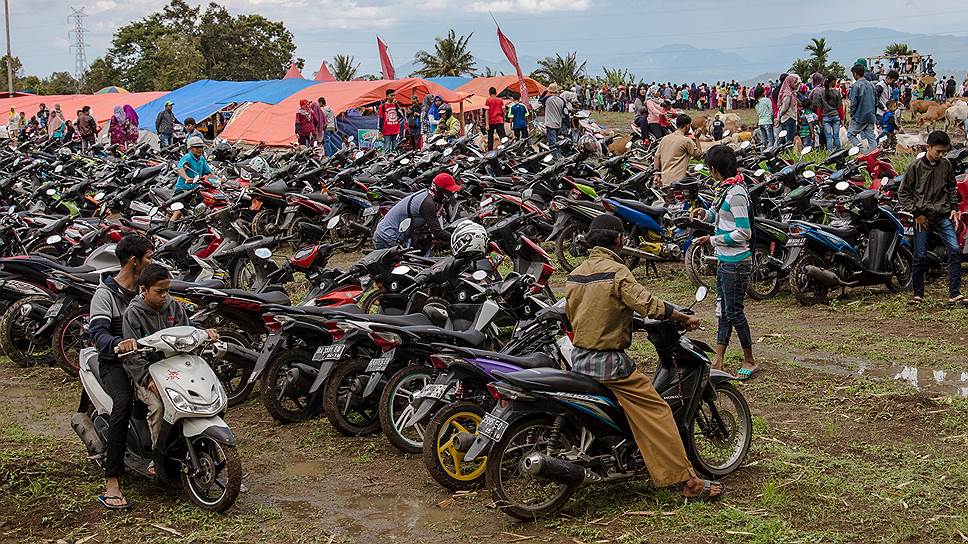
[944,101,968,133]
[917,103,950,129]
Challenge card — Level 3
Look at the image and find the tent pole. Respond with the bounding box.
[459,100,465,135]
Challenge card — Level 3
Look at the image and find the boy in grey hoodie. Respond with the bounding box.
[120,265,217,456]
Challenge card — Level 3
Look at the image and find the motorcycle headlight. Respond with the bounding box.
[166,388,193,412]
[161,329,206,352]
[165,388,223,415]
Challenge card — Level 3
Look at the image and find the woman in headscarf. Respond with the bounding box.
[109,106,129,149]
[123,104,140,146]
[295,99,315,147]
[427,95,443,135]
[47,104,66,141]
[419,95,434,144]
[775,74,801,146]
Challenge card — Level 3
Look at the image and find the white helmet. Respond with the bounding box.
[186,135,205,148]
[450,220,488,257]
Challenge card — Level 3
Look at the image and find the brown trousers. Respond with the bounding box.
[603,370,695,487]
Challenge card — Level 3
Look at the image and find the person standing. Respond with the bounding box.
[485,87,507,151]
[818,77,844,150]
[899,130,964,305]
[945,75,956,99]
[508,95,529,140]
[319,97,339,156]
[775,74,800,146]
[123,105,140,148]
[653,113,701,188]
[875,70,899,119]
[6,107,19,138]
[77,106,99,152]
[542,83,566,159]
[691,145,758,379]
[155,101,178,149]
[295,100,315,147]
[847,64,877,150]
[754,86,775,147]
[47,104,66,141]
[109,107,129,149]
[36,103,49,133]
[377,89,403,155]
[309,97,326,145]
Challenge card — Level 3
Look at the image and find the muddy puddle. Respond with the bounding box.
[792,355,968,397]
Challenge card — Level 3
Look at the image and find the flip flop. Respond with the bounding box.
[736,367,760,381]
[948,295,965,305]
[97,495,131,510]
[908,296,923,306]
[683,479,725,502]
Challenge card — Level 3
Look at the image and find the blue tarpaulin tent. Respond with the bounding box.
[425,76,471,90]
[136,79,322,131]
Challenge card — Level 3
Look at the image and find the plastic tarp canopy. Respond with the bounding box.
[220,78,470,146]
[0,92,166,126]
[456,76,545,98]
[426,76,471,90]
[135,79,320,131]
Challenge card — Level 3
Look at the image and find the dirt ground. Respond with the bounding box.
[1,260,967,544]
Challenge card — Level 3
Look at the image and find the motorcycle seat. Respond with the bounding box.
[150,186,175,201]
[305,192,334,204]
[356,176,382,186]
[169,279,224,292]
[535,305,571,329]
[613,198,667,217]
[757,218,789,231]
[496,367,616,398]
[398,326,487,347]
[256,179,289,196]
[299,303,366,316]
[817,223,857,240]
[36,258,95,275]
[672,179,701,190]
[379,187,408,199]
[215,289,291,305]
[447,346,556,369]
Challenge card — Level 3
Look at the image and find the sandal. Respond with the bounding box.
[736,367,760,381]
[908,296,923,305]
[147,461,156,478]
[97,495,131,510]
[683,479,725,502]
[948,295,965,305]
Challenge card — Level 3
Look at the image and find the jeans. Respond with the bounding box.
[912,218,962,298]
[779,119,797,145]
[158,132,173,149]
[823,115,842,150]
[382,133,399,154]
[99,362,134,478]
[758,124,775,147]
[321,130,337,156]
[716,260,753,348]
[847,120,877,150]
[513,126,529,140]
[547,127,560,159]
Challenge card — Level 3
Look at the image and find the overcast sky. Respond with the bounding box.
[10,0,968,78]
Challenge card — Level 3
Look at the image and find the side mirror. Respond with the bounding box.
[834,181,850,192]
[148,206,159,217]
[435,139,447,148]
[542,154,554,164]
[801,146,813,155]
[695,285,708,302]
[471,270,488,281]
[722,130,731,138]
[354,150,365,160]
[443,147,453,157]
[878,135,887,143]
[391,265,411,275]
[94,192,106,201]
[466,123,474,133]
[740,141,750,150]
[778,130,788,138]
[254,248,272,260]
[169,202,185,212]
[45,188,56,196]
[192,175,200,183]
[518,167,528,174]
[848,146,860,157]
[500,136,509,144]
[398,217,412,233]
[916,151,925,160]
[400,157,411,165]
[326,216,340,229]
[803,170,816,179]
[522,188,534,200]
[692,163,704,173]
[625,141,633,150]
[753,168,765,177]
[46,235,62,245]
[54,164,64,173]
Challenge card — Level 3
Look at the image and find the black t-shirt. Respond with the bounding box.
[712,120,725,139]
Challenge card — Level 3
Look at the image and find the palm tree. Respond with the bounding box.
[531,53,586,87]
[884,42,911,56]
[412,30,476,77]
[804,38,831,73]
[601,67,635,88]
[331,54,360,81]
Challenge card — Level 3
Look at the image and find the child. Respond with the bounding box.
[797,98,818,153]
[880,100,903,149]
[509,95,529,141]
[121,265,218,460]
[711,114,725,141]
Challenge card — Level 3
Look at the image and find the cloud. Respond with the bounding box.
[467,0,592,13]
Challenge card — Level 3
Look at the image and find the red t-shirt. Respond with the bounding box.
[378,102,402,136]
[485,97,504,126]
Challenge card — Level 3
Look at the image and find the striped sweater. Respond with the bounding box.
[703,183,752,263]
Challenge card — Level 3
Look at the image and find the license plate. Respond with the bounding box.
[284,205,299,213]
[786,237,806,247]
[250,200,263,211]
[366,353,393,372]
[903,227,913,236]
[416,383,448,399]
[478,413,509,442]
[44,302,63,319]
[313,344,346,361]
[362,206,379,217]
[781,213,793,223]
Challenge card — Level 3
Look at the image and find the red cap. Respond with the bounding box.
[433,173,461,193]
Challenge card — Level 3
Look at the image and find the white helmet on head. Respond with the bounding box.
[450,220,488,257]
[186,135,205,148]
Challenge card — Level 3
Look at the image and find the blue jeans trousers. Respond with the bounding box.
[716,260,753,348]
[912,218,962,298]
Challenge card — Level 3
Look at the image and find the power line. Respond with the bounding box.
[68,7,87,93]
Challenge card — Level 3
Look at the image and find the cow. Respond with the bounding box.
[907,99,934,122]
[917,103,950,130]
[944,101,968,133]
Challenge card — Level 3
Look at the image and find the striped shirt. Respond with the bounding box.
[704,182,752,263]
[571,347,635,381]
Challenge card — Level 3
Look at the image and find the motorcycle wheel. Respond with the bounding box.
[686,382,753,478]
[423,401,487,491]
[886,246,913,293]
[287,216,315,249]
[51,308,89,377]
[180,435,242,513]
[554,222,590,273]
[788,251,830,306]
[322,358,382,436]
[251,209,282,237]
[230,259,257,291]
[378,365,435,454]
[260,349,323,423]
[357,289,386,314]
[485,418,577,521]
[684,239,716,289]
[747,247,783,301]
[214,329,256,408]
[0,295,55,367]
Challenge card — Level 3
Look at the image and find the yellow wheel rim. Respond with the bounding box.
[435,411,486,481]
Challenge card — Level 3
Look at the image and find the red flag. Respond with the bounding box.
[377,36,396,80]
[315,61,335,82]
[497,25,529,106]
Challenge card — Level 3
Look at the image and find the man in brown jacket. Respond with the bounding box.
[77,106,98,153]
[565,213,723,500]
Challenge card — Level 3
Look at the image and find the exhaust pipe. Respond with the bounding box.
[804,265,858,287]
[279,364,319,400]
[522,453,602,486]
[453,432,477,454]
[70,412,105,458]
[619,246,663,262]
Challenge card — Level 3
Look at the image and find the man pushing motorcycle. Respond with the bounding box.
[564,214,724,500]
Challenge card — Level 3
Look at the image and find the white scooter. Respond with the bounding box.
[71,326,242,512]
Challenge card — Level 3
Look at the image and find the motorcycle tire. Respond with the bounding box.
[51,308,89,377]
[422,401,487,491]
[378,364,435,454]
[747,247,783,301]
[0,295,55,367]
[251,209,283,237]
[685,381,753,478]
[214,329,256,408]
[180,435,242,513]
[259,349,324,423]
[554,222,590,273]
[322,357,382,436]
[788,251,830,306]
[886,246,913,293]
[684,239,716,289]
[230,258,257,291]
[287,217,315,249]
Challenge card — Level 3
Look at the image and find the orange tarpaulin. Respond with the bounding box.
[220,78,469,146]
[315,62,335,82]
[283,63,304,79]
[454,76,545,111]
[0,92,167,125]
